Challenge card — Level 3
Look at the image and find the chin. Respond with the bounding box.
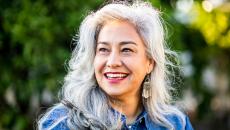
[103,88,126,97]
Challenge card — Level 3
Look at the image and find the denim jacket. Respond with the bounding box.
[39,104,194,130]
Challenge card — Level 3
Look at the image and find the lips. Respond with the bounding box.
[104,72,129,83]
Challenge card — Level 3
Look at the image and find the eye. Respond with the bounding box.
[99,48,109,52]
[97,47,110,55]
[122,48,133,53]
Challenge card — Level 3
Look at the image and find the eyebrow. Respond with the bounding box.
[97,41,138,46]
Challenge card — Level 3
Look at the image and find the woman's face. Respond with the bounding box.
[94,20,153,99]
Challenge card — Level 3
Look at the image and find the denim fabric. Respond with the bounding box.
[40,104,194,130]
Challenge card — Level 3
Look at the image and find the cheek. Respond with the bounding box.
[94,56,105,75]
[94,59,101,84]
[125,56,149,70]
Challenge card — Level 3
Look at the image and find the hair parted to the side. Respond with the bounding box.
[38,0,185,130]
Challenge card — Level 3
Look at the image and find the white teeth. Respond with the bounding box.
[106,73,128,78]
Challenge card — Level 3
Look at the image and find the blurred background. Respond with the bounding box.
[0,0,230,129]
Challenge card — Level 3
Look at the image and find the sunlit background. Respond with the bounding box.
[0,0,230,129]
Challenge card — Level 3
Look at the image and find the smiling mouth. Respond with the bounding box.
[104,73,129,79]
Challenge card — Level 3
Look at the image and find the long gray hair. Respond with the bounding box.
[39,1,185,130]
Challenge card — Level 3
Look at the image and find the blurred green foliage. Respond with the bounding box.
[0,0,103,129]
[0,0,229,130]
[191,1,230,47]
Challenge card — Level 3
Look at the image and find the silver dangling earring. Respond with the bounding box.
[142,74,151,98]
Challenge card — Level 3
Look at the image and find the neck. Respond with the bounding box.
[109,95,143,124]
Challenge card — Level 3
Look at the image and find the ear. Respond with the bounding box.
[147,59,154,74]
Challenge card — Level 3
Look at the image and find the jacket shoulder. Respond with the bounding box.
[166,113,194,130]
[38,104,70,130]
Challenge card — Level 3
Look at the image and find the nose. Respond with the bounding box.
[106,51,122,68]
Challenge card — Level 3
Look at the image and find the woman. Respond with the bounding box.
[38,1,193,130]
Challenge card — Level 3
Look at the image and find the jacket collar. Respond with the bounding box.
[111,108,167,130]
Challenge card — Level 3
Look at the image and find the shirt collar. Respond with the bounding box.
[110,107,149,128]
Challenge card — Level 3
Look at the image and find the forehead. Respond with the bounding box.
[97,20,144,46]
